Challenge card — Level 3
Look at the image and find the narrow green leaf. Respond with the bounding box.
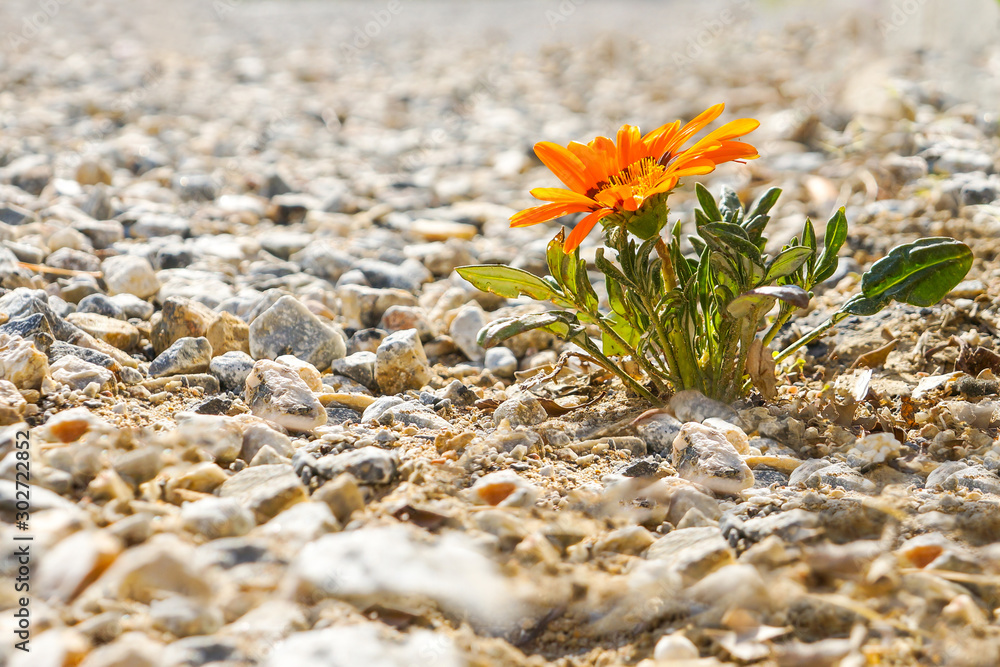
[595,248,635,290]
[602,311,641,356]
[861,237,973,307]
[839,292,890,317]
[696,183,722,222]
[748,187,781,219]
[802,218,817,254]
[764,246,814,283]
[457,265,558,301]
[720,186,742,221]
[813,207,848,284]
[477,311,584,348]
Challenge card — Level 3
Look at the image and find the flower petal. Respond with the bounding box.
[565,141,608,188]
[616,125,645,171]
[534,142,590,193]
[510,202,592,227]
[529,187,600,206]
[658,103,726,158]
[564,208,614,251]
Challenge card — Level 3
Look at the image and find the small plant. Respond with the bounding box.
[458,104,973,404]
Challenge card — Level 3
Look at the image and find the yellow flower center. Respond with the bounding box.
[604,156,665,198]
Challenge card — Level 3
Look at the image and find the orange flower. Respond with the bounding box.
[511,103,759,251]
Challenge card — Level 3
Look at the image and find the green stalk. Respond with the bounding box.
[774,311,847,363]
[573,335,658,403]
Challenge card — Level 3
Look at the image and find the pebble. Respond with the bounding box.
[209,351,255,392]
[449,303,488,361]
[65,312,140,350]
[50,355,115,391]
[101,255,161,299]
[315,446,398,485]
[313,473,366,524]
[76,294,126,320]
[149,337,213,378]
[654,633,700,661]
[493,390,548,428]
[485,346,518,378]
[361,396,451,430]
[180,497,256,540]
[249,295,346,371]
[634,411,684,456]
[245,360,327,431]
[671,423,754,494]
[264,625,462,667]
[150,596,223,638]
[469,470,538,507]
[0,334,50,390]
[329,351,377,391]
[374,329,433,395]
[218,464,308,522]
[646,526,735,582]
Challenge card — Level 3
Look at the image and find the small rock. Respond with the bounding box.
[76,294,126,320]
[150,595,223,638]
[594,525,656,555]
[347,328,387,355]
[245,359,327,431]
[634,411,683,456]
[275,355,324,392]
[0,335,50,390]
[313,473,366,524]
[65,312,140,350]
[264,625,462,667]
[374,328,433,395]
[315,446,397,485]
[240,423,295,462]
[209,351,255,392]
[249,295,346,371]
[50,355,115,391]
[379,305,435,341]
[654,633,700,661]
[0,380,26,425]
[149,337,213,378]
[449,304,488,362]
[493,390,547,428]
[75,158,113,186]
[181,498,256,540]
[218,464,308,522]
[646,526,735,582]
[329,351,377,390]
[671,423,754,494]
[942,464,1000,495]
[469,470,538,507]
[485,346,517,378]
[110,293,155,320]
[101,255,160,299]
[702,418,751,455]
[670,389,741,425]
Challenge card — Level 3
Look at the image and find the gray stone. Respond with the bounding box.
[0,288,78,340]
[77,293,126,320]
[313,474,366,523]
[741,508,822,543]
[289,241,356,282]
[941,464,1000,495]
[46,341,116,370]
[149,337,213,378]
[46,247,101,273]
[315,446,398,485]
[449,304,488,362]
[172,173,218,201]
[209,351,255,393]
[485,346,517,378]
[110,293,155,320]
[374,328,433,395]
[347,328,387,355]
[355,257,430,292]
[218,464,307,522]
[329,351,377,390]
[805,461,876,493]
[240,423,295,462]
[926,461,970,489]
[50,355,115,391]
[493,390,547,428]
[361,396,451,430]
[671,423,753,495]
[130,212,190,238]
[441,379,477,407]
[0,313,51,340]
[249,295,346,371]
[634,411,684,456]
[246,360,327,432]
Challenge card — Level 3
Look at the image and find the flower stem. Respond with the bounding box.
[573,335,658,403]
[774,310,847,363]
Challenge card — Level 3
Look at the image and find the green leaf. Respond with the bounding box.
[728,285,810,320]
[748,187,781,219]
[695,183,722,222]
[860,237,973,307]
[840,292,890,317]
[595,248,635,290]
[765,246,814,283]
[477,311,584,348]
[720,186,742,222]
[802,218,817,254]
[602,310,641,356]
[813,207,848,284]
[546,229,600,312]
[457,265,558,301]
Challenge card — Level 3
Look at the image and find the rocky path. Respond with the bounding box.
[1,1,1000,665]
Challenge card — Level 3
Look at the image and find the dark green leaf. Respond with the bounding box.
[802,218,817,254]
[765,246,814,283]
[457,265,558,301]
[720,186,742,221]
[840,292,890,317]
[602,311,641,356]
[861,237,973,307]
[813,207,848,284]
[595,248,635,290]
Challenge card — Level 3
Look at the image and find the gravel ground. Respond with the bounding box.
[2,1,1000,665]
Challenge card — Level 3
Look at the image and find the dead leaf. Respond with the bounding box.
[746,338,777,400]
[849,339,897,370]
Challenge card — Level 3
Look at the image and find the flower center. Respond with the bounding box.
[603,156,665,197]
